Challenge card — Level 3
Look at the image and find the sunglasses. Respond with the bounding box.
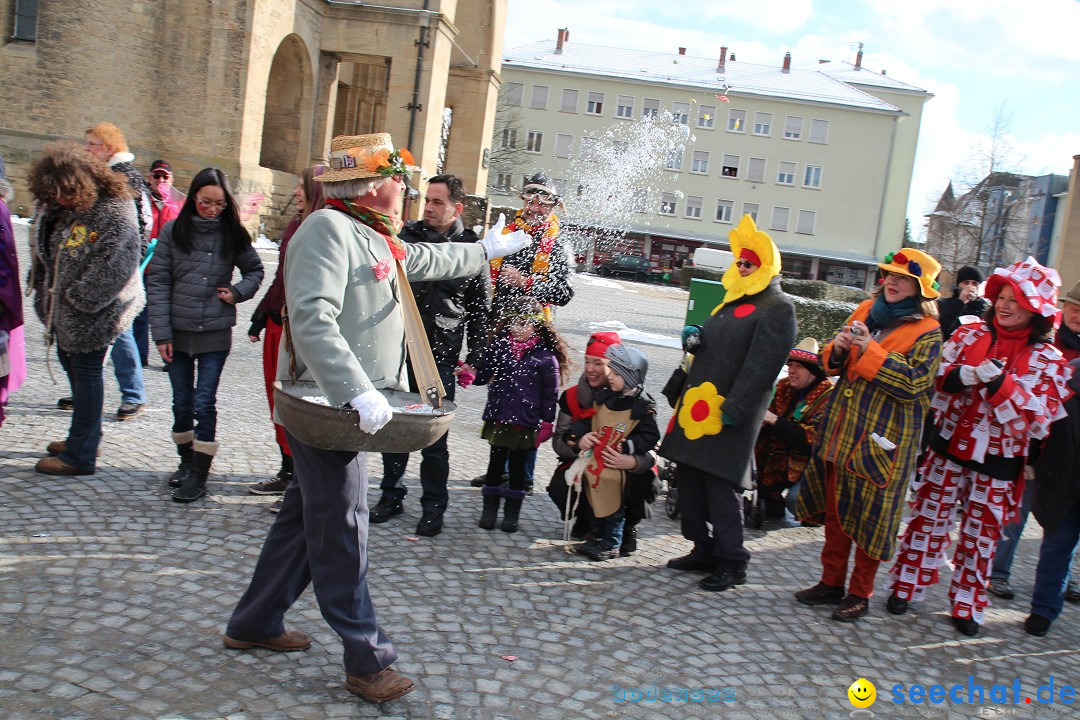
[522,189,558,206]
[735,260,755,269]
[151,172,171,180]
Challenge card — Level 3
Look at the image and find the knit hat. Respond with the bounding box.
[586,331,622,358]
[956,265,983,285]
[317,133,417,183]
[605,344,648,388]
[787,338,825,379]
[877,248,942,299]
[984,256,1061,319]
[1061,281,1080,308]
[520,172,564,208]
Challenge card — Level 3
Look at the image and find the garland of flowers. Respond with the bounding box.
[324,198,405,260]
[489,210,560,287]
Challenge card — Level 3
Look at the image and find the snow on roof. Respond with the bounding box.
[812,60,929,94]
[502,41,906,113]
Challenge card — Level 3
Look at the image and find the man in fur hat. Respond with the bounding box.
[224,133,529,704]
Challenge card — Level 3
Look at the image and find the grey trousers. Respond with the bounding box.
[226,431,397,676]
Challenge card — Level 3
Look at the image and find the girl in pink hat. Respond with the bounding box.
[888,257,1073,637]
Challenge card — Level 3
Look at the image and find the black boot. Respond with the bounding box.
[500,488,527,533]
[478,486,502,530]
[168,430,194,488]
[620,524,638,557]
[173,440,216,503]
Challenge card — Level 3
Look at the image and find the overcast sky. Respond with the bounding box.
[504,0,1080,237]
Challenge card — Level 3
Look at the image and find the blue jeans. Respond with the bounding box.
[503,448,537,486]
[57,346,107,471]
[131,306,150,367]
[168,349,228,442]
[1030,500,1080,622]
[596,506,626,550]
[990,481,1034,581]
[111,327,146,405]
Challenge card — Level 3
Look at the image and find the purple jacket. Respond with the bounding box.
[477,336,559,429]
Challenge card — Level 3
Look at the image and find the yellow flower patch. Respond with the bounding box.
[678,381,725,440]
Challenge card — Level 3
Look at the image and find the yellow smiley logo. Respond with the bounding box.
[848,678,876,709]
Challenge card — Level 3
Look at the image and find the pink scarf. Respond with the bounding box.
[509,334,540,362]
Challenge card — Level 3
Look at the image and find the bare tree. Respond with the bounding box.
[486,91,531,197]
[925,102,1037,286]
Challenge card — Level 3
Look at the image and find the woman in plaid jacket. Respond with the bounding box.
[794,248,943,622]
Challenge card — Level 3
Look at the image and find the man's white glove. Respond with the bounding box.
[959,365,980,386]
[349,389,393,434]
[975,358,1004,384]
[479,213,531,260]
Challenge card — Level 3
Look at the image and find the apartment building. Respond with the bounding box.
[494,33,931,288]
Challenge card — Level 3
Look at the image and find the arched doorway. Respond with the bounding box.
[260,34,312,172]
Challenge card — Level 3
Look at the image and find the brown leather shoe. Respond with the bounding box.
[46,441,101,458]
[345,667,415,703]
[222,629,312,652]
[831,594,870,622]
[35,456,94,476]
[794,582,845,606]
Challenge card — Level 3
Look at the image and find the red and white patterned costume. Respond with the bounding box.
[890,258,1073,624]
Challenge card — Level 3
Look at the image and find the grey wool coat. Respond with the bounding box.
[659,278,796,488]
[29,196,144,354]
[145,216,264,345]
[279,208,489,409]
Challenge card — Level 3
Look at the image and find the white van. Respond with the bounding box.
[692,247,735,273]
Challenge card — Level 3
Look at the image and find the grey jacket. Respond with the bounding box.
[145,216,263,344]
[280,208,487,409]
[29,196,143,353]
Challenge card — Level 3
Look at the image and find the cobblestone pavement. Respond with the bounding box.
[1,224,1077,720]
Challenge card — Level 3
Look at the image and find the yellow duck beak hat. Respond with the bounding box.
[714,214,782,312]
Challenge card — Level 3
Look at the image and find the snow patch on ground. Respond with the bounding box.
[574,274,638,293]
[253,234,279,250]
[10,216,31,225]
[587,320,680,350]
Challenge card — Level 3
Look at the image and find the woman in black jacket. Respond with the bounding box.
[146,168,263,502]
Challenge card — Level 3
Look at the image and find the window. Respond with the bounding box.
[554,133,573,159]
[530,85,549,109]
[612,140,629,155]
[580,136,600,161]
[494,173,512,192]
[777,161,795,185]
[672,102,690,125]
[803,165,822,188]
[797,210,816,234]
[632,187,648,213]
[499,128,517,149]
[587,91,604,115]
[691,151,709,174]
[728,108,746,132]
[743,203,759,222]
[505,83,524,106]
[665,148,684,171]
[685,196,703,219]
[810,119,830,144]
[771,206,790,231]
[561,88,579,113]
[616,95,634,118]
[697,105,716,129]
[660,192,677,215]
[642,98,660,119]
[784,116,803,139]
[13,0,38,41]
[747,157,766,183]
[721,154,739,178]
[715,199,734,223]
[753,112,772,136]
[526,130,543,153]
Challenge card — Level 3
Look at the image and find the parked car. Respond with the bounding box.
[598,254,652,281]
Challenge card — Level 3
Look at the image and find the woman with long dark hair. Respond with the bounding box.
[146,167,263,502]
[246,164,326,501]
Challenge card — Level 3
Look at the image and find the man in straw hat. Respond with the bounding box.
[223,133,529,703]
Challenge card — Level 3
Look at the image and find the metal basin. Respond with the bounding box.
[274,381,456,453]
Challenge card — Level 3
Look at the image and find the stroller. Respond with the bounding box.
[661,456,764,529]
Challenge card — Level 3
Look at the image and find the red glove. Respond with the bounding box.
[535,421,554,448]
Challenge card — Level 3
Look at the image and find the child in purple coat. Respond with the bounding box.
[475,297,570,532]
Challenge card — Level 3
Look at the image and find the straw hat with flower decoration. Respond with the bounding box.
[316,133,418,183]
[877,248,942,299]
